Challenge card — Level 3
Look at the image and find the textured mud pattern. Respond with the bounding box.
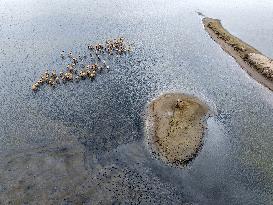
[0,144,188,204]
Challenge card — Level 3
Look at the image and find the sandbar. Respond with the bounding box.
[203,17,273,91]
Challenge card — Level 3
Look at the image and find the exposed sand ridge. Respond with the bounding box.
[203,17,273,91]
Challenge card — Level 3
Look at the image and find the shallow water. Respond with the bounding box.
[0,0,273,204]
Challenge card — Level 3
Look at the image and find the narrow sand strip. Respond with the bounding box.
[203,17,273,91]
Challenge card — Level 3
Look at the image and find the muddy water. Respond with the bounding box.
[0,0,273,204]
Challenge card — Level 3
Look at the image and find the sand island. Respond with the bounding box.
[146,93,209,167]
[203,17,273,91]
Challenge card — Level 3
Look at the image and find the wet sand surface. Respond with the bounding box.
[1,0,273,204]
[146,93,209,166]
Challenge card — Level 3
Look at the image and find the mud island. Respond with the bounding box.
[146,93,209,167]
[203,17,273,91]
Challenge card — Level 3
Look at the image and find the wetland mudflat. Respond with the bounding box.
[1,0,273,204]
